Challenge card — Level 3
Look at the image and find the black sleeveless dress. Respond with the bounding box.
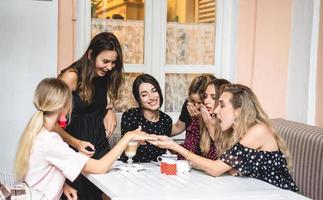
[64,73,110,200]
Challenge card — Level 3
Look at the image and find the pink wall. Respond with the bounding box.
[57,0,322,125]
[57,0,76,74]
[235,0,256,87]
[236,0,292,119]
[316,2,323,126]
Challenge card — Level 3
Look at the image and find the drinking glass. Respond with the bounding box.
[124,141,138,165]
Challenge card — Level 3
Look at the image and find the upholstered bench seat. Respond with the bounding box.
[271,118,323,200]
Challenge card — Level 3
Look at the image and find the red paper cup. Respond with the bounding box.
[165,163,177,175]
[160,162,166,174]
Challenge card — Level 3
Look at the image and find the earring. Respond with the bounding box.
[233,114,238,125]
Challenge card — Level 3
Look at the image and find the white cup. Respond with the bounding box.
[176,160,191,173]
[158,157,176,164]
[157,153,177,163]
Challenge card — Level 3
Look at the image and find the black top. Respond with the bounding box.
[120,107,172,162]
[65,73,110,159]
[179,99,192,127]
[64,71,111,200]
[220,143,298,192]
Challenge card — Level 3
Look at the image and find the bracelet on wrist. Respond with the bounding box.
[106,105,115,111]
[185,150,192,161]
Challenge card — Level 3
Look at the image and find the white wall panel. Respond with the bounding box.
[0,0,58,173]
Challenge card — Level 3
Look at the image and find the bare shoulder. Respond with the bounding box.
[240,123,273,149]
[59,69,78,91]
[248,123,272,137]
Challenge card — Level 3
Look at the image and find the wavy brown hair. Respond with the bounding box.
[188,74,216,100]
[199,78,230,156]
[59,32,124,104]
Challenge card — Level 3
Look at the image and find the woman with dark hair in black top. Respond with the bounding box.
[120,74,172,162]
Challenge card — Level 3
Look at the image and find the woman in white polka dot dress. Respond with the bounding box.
[120,74,172,163]
[151,84,298,192]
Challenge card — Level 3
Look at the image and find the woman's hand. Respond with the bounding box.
[227,168,240,177]
[63,183,78,200]
[187,102,200,118]
[127,126,157,142]
[75,139,95,157]
[149,135,176,149]
[200,105,216,136]
[103,109,117,138]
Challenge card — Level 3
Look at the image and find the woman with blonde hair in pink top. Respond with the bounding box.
[15,78,154,200]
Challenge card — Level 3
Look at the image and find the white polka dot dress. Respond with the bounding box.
[220,142,298,192]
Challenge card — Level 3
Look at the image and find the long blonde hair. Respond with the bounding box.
[15,78,72,181]
[216,84,291,168]
[199,78,230,156]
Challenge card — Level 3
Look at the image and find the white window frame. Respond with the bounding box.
[76,0,238,135]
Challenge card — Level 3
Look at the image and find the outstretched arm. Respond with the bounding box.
[83,127,156,174]
[151,136,232,176]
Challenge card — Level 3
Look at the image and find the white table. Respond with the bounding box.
[84,163,309,200]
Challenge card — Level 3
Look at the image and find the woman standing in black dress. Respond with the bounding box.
[56,32,124,199]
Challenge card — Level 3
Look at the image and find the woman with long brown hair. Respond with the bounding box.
[171,74,212,136]
[56,32,124,199]
[176,75,229,161]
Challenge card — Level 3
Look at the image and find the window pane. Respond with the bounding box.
[115,73,140,112]
[91,0,145,64]
[165,73,199,112]
[166,0,216,65]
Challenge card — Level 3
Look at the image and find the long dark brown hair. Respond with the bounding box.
[59,32,124,104]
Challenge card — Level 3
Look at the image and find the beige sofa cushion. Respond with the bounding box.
[271,118,323,200]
